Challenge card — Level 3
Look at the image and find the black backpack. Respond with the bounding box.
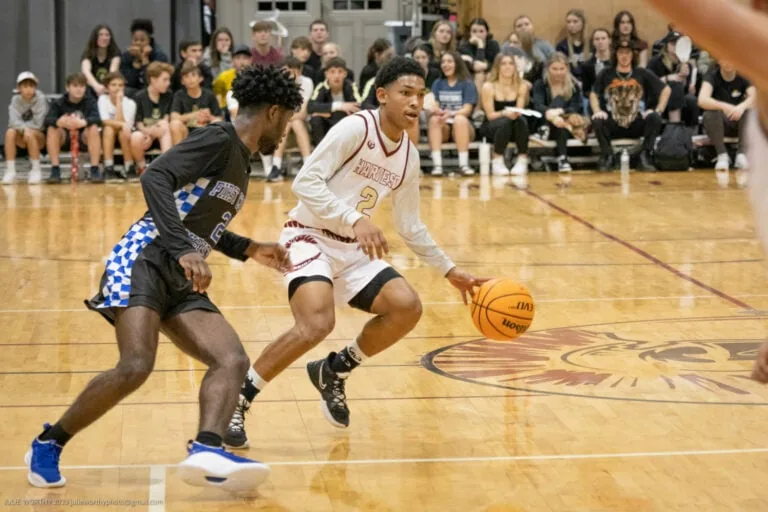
[654,123,693,170]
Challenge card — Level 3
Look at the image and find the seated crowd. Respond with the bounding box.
[3,11,755,187]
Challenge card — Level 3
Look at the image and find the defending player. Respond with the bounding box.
[225,57,487,448]
[25,66,303,490]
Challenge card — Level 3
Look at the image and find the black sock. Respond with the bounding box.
[39,423,72,447]
[241,377,259,403]
[195,431,223,447]
[330,347,362,375]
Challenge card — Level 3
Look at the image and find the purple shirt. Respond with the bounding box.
[251,47,283,67]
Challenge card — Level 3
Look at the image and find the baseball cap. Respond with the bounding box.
[662,31,682,44]
[232,44,251,57]
[16,71,38,85]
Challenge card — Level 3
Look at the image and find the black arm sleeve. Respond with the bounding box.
[215,230,252,261]
[532,80,549,113]
[565,85,583,114]
[139,125,230,260]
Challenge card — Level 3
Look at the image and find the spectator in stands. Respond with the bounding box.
[307,57,360,147]
[459,17,501,93]
[428,51,478,176]
[533,53,587,172]
[3,72,47,184]
[360,39,394,90]
[412,45,440,90]
[479,54,530,176]
[120,19,169,98]
[556,10,588,85]
[81,25,121,98]
[612,11,649,68]
[171,40,214,92]
[45,73,102,183]
[130,62,174,176]
[251,21,283,66]
[203,27,233,77]
[698,60,754,183]
[315,42,356,84]
[590,40,669,171]
[170,61,223,145]
[307,20,329,74]
[291,36,317,83]
[501,15,555,84]
[647,31,699,126]
[213,45,254,110]
[265,57,315,182]
[427,21,457,73]
[98,72,136,181]
[582,28,612,104]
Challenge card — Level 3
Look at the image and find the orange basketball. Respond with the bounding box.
[470,279,535,341]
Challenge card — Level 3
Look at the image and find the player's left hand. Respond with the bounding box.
[247,242,294,272]
[445,267,491,305]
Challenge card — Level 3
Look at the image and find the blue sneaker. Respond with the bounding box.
[25,424,66,488]
[177,441,270,492]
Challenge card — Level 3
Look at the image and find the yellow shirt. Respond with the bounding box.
[213,68,237,108]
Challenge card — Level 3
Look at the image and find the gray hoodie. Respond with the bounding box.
[8,90,48,130]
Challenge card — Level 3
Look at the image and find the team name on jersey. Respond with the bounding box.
[352,158,401,190]
[209,181,245,211]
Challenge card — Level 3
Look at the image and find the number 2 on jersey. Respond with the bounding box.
[356,186,379,217]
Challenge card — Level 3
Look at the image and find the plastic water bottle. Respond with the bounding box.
[479,138,491,176]
[620,149,630,173]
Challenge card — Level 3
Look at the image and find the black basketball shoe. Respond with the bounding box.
[223,395,250,449]
[307,353,350,428]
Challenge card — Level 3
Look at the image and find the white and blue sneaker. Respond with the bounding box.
[177,441,270,492]
[25,424,66,488]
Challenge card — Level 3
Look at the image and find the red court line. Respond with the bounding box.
[525,190,755,311]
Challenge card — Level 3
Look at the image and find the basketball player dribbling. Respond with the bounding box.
[225,57,488,448]
[643,0,768,382]
[25,66,303,490]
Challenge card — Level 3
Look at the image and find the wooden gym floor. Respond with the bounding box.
[1,170,768,511]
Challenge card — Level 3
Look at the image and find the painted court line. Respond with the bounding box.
[148,465,166,512]
[526,190,756,311]
[1,447,767,471]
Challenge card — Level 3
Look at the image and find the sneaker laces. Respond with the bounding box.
[329,377,348,411]
[228,396,250,432]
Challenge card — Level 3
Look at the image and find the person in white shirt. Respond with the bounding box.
[266,56,315,182]
[641,0,768,381]
[224,57,487,448]
[98,72,137,181]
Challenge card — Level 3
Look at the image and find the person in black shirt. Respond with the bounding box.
[308,57,361,146]
[170,61,223,145]
[290,36,317,84]
[170,40,215,92]
[555,9,588,85]
[590,40,670,170]
[359,38,394,91]
[459,17,502,93]
[307,20,329,77]
[80,24,121,98]
[130,62,175,176]
[581,28,612,106]
[45,73,103,183]
[647,32,699,126]
[412,45,441,90]
[699,60,755,177]
[119,19,170,98]
[26,66,304,491]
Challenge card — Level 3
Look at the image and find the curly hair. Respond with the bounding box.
[373,56,426,90]
[231,65,303,113]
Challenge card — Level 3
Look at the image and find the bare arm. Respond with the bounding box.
[109,56,120,73]
[481,82,505,121]
[655,85,672,113]
[81,59,102,92]
[697,81,733,112]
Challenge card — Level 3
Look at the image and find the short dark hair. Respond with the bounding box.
[324,56,347,71]
[130,18,154,35]
[231,65,304,114]
[374,56,426,90]
[252,21,272,33]
[282,56,303,71]
[180,60,201,78]
[291,36,312,51]
[309,19,328,31]
[102,72,125,86]
[179,40,202,57]
[66,73,87,87]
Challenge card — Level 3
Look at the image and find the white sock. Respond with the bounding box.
[260,154,273,171]
[431,151,442,167]
[492,156,504,165]
[30,160,41,172]
[124,160,134,168]
[5,161,15,174]
[104,159,114,168]
[273,156,282,170]
[348,339,369,364]
[459,151,469,167]
[247,367,268,391]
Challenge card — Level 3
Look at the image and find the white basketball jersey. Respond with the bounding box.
[289,109,412,238]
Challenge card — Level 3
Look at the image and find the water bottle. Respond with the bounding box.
[620,149,630,173]
[479,138,491,176]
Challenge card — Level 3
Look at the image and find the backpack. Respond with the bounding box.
[654,123,693,170]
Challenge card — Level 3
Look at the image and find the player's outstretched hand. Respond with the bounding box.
[179,252,212,293]
[752,341,768,383]
[247,242,294,272]
[446,267,492,305]
[353,217,389,260]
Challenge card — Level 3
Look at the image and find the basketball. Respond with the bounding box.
[470,279,535,341]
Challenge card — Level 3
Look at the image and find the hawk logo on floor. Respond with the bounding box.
[422,317,768,404]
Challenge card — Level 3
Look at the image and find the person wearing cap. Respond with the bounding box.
[212,45,254,113]
[590,40,671,171]
[647,31,700,127]
[4,72,48,184]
